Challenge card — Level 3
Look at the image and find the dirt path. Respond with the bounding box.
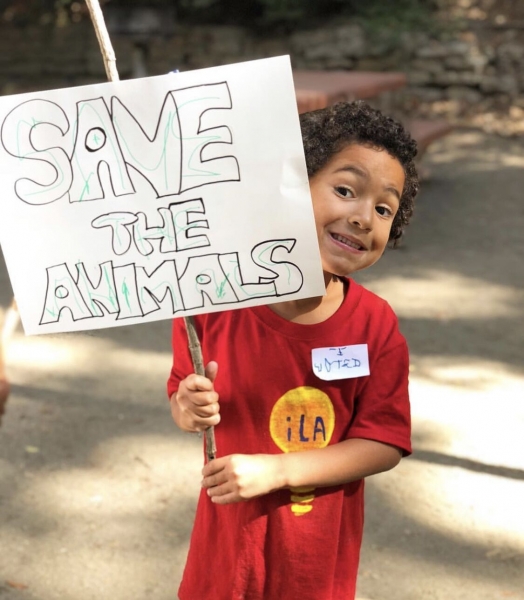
[1,129,523,599]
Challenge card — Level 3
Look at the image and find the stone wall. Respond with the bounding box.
[1,17,523,132]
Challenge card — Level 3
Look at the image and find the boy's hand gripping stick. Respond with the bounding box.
[184,316,217,461]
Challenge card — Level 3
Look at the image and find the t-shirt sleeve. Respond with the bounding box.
[346,316,412,456]
[167,317,197,400]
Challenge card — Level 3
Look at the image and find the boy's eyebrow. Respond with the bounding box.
[334,165,368,179]
[334,165,401,201]
[385,186,401,201]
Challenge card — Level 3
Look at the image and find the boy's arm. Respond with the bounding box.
[202,438,402,505]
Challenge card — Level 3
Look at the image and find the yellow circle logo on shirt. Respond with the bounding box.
[269,386,335,453]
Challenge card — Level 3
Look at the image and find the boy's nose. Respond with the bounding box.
[348,202,373,231]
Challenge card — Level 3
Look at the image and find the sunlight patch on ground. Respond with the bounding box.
[6,332,172,377]
[7,335,75,368]
[410,355,524,390]
[364,270,522,320]
[427,131,524,171]
[1,434,199,600]
[14,435,201,518]
[410,360,524,470]
[1,525,188,600]
[359,525,522,600]
[499,154,524,168]
[374,360,524,554]
[377,458,524,554]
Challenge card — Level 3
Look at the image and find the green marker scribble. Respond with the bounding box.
[134,230,148,256]
[103,268,118,309]
[216,276,229,299]
[139,281,176,306]
[230,261,269,299]
[256,243,293,286]
[72,101,129,199]
[50,277,90,317]
[75,261,118,312]
[78,173,93,202]
[15,118,67,198]
[121,280,131,309]
[172,206,209,249]
[112,110,177,183]
[175,95,226,180]
[193,269,214,295]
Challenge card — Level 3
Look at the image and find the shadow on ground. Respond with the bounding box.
[1,130,524,599]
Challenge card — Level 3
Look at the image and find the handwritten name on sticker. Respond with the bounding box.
[312,345,370,381]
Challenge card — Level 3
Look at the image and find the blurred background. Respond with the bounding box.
[0,1,523,599]
[2,0,524,132]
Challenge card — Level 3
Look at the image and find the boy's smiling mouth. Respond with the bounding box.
[330,232,367,251]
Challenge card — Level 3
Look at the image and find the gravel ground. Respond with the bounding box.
[1,129,523,600]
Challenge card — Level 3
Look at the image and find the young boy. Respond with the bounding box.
[168,101,419,600]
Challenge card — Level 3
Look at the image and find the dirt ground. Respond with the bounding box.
[0,129,523,600]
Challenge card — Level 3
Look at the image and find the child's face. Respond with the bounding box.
[309,143,405,277]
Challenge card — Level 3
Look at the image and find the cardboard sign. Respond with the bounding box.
[0,56,324,334]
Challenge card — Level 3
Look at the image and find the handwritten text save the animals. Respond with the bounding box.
[0,57,324,334]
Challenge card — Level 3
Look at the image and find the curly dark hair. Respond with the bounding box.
[300,101,419,244]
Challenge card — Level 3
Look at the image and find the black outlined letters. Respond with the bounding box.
[0,69,310,332]
[1,83,240,205]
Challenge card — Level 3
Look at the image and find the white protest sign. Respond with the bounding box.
[0,56,325,334]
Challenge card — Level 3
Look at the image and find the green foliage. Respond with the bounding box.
[176,0,438,32]
[2,0,85,27]
[1,0,439,32]
[348,0,440,34]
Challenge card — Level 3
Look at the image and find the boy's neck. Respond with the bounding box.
[268,273,346,324]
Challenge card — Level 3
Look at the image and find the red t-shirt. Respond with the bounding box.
[168,279,411,600]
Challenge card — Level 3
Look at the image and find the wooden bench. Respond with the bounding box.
[403,118,454,157]
[293,70,453,160]
[293,70,408,111]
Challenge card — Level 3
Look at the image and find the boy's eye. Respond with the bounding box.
[335,186,354,198]
[375,205,394,217]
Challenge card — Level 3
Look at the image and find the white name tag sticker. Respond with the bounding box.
[312,344,370,381]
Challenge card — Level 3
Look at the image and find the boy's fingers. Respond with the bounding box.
[191,400,220,417]
[205,361,218,383]
[185,373,214,392]
[196,413,221,430]
[186,390,219,408]
[202,457,224,477]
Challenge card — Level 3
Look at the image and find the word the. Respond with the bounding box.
[92,198,209,256]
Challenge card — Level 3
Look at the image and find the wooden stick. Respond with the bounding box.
[84,0,216,461]
[84,0,119,82]
[185,316,217,461]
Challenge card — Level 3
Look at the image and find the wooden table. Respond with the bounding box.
[293,69,452,159]
[293,70,408,113]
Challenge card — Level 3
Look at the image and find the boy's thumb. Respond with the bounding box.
[204,361,218,383]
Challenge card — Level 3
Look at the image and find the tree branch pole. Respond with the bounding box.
[84,0,217,462]
[185,316,217,461]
